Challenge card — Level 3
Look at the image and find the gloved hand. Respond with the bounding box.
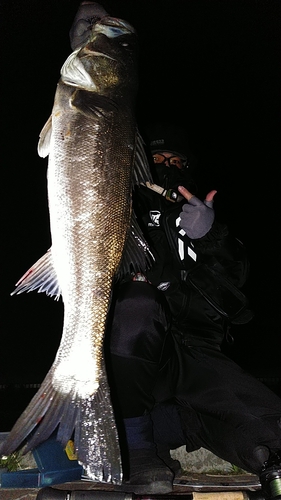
[178,185,217,240]
[69,2,110,50]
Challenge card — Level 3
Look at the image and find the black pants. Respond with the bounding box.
[107,280,172,417]
[107,281,281,475]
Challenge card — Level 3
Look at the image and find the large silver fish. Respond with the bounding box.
[1,16,153,484]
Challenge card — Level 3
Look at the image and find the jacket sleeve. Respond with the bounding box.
[133,186,250,291]
[191,220,250,288]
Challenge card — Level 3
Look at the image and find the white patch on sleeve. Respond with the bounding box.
[178,239,185,260]
[188,246,197,261]
[176,216,181,228]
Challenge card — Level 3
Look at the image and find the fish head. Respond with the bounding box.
[61,16,138,101]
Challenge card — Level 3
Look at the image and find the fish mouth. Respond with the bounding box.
[96,16,136,37]
[80,16,136,63]
[60,16,136,90]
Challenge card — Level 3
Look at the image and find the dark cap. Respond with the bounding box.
[145,122,191,162]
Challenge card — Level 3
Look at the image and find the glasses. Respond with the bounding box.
[152,153,185,170]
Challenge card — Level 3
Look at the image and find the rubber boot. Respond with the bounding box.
[156,446,182,476]
[120,414,174,495]
[151,402,187,477]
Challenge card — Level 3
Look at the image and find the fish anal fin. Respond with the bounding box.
[11,248,62,300]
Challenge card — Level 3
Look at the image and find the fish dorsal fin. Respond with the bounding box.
[116,210,154,281]
[11,249,62,300]
[132,129,153,186]
[116,131,154,280]
[38,115,53,158]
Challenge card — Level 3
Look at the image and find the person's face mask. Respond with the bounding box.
[152,152,197,194]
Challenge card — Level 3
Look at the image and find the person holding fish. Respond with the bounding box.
[67,5,281,499]
[2,3,281,500]
[107,120,281,499]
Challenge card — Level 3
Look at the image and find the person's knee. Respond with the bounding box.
[109,281,171,361]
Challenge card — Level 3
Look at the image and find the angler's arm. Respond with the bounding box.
[191,221,250,288]
[177,185,250,288]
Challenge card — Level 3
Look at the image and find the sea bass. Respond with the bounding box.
[1,16,153,484]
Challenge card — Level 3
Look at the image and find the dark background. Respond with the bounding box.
[1,0,281,429]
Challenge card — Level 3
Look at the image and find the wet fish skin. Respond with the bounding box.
[1,16,153,484]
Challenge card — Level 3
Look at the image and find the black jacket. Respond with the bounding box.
[133,184,251,348]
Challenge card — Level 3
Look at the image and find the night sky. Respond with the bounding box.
[1,0,281,399]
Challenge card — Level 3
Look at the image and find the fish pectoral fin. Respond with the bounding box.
[38,115,52,158]
[116,210,154,280]
[71,89,118,118]
[11,248,62,300]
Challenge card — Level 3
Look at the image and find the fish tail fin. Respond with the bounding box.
[0,368,62,456]
[73,361,123,484]
[0,364,122,485]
